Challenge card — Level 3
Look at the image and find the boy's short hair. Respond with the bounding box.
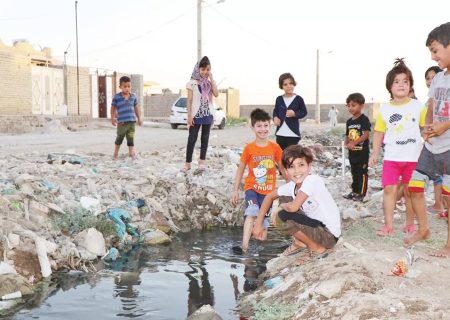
[119,76,131,85]
[425,66,443,78]
[281,145,314,168]
[426,22,450,47]
[250,108,271,126]
[346,93,365,105]
[385,58,414,99]
[278,73,297,89]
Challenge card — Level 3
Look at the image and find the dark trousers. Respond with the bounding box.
[186,124,211,163]
[276,135,300,150]
[349,153,369,196]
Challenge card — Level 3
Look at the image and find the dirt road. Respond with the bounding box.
[0,121,329,156]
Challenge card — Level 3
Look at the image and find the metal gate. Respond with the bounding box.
[98,76,107,118]
[31,66,64,115]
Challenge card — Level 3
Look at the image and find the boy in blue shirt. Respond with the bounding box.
[111,76,142,159]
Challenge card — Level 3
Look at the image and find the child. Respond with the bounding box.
[369,59,427,236]
[253,145,341,263]
[273,73,307,150]
[182,56,219,172]
[406,22,450,255]
[111,76,142,159]
[230,108,287,253]
[343,93,371,202]
[424,66,447,217]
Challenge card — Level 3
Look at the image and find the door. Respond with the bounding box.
[98,76,107,118]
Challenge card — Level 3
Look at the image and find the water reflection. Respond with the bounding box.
[11,228,289,320]
[185,264,215,316]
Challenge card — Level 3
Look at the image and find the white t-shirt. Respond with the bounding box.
[276,95,299,137]
[425,71,450,154]
[277,175,341,238]
[186,80,215,118]
[374,99,427,162]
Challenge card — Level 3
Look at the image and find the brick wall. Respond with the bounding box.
[66,65,91,116]
[143,90,180,118]
[240,103,375,122]
[0,49,32,114]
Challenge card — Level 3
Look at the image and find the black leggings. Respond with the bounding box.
[186,124,211,163]
[276,135,300,150]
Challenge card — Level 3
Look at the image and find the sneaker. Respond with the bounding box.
[353,194,365,202]
[343,192,356,200]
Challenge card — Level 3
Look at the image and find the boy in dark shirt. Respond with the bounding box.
[343,93,371,202]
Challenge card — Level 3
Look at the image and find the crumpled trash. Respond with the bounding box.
[128,199,145,208]
[40,180,58,190]
[80,196,101,215]
[106,208,139,240]
[102,247,120,262]
[264,276,283,289]
[1,291,22,300]
[47,153,86,165]
[0,262,17,275]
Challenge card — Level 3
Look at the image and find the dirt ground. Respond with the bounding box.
[0,120,329,156]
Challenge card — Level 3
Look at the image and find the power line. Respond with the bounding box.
[83,6,196,56]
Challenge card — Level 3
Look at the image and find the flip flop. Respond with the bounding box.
[376,225,395,237]
[437,211,448,219]
[281,243,307,257]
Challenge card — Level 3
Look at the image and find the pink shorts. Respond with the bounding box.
[382,160,417,186]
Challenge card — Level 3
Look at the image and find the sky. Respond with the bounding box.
[1,0,449,105]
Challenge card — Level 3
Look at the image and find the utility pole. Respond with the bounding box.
[315,48,320,124]
[75,1,80,115]
[197,0,202,61]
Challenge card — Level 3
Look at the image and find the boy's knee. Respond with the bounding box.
[383,185,396,195]
[115,135,125,145]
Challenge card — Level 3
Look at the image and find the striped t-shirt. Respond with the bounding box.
[112,92,138,123]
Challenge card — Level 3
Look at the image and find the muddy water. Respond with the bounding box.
[12,228,289,320]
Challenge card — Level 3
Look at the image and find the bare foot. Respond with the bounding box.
[113,155,118,160]
[403,229,430,246]
[181,163,191,173]
[430,246,450,258]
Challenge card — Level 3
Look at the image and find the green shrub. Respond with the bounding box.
[52,208,116,237]
[252,302,299,320]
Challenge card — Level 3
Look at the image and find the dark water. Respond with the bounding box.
[10,228,289,320]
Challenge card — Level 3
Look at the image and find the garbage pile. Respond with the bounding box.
[0,146,245,304]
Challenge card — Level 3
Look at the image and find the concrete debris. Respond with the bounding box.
[187,304,223,320]
[74,228,106,260]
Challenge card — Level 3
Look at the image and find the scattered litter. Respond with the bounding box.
[1,291,22,300]
[264,276,283,289]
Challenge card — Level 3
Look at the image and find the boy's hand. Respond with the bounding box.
[424,122,448,137]
[270,207,281,226]
[137,119,143,126]
[230,190,240,207]
[273,116,281,126]
[286,110,296,118]
[112,119,117,126]
[346,141,356,150]
[369,154,378,168]
[253,223,264,240]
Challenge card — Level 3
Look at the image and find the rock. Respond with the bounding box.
[0,262,17,275]
[80,196,101,215]
[343,208,358,220]
[206,193,217,205]
[141,229,171,245]
[145,211,172,234]
[74,228,106,260]
[8,233,20,248]
[323,151,334,161]
[14,174,37,186]
[187,304,223,320]
[314,278,346,299]
[0,274,33,297]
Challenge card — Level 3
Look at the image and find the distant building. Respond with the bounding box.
[0,39,143,118]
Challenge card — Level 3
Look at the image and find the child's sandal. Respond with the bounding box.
[376,225,395,237]
[402,224,417,234]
